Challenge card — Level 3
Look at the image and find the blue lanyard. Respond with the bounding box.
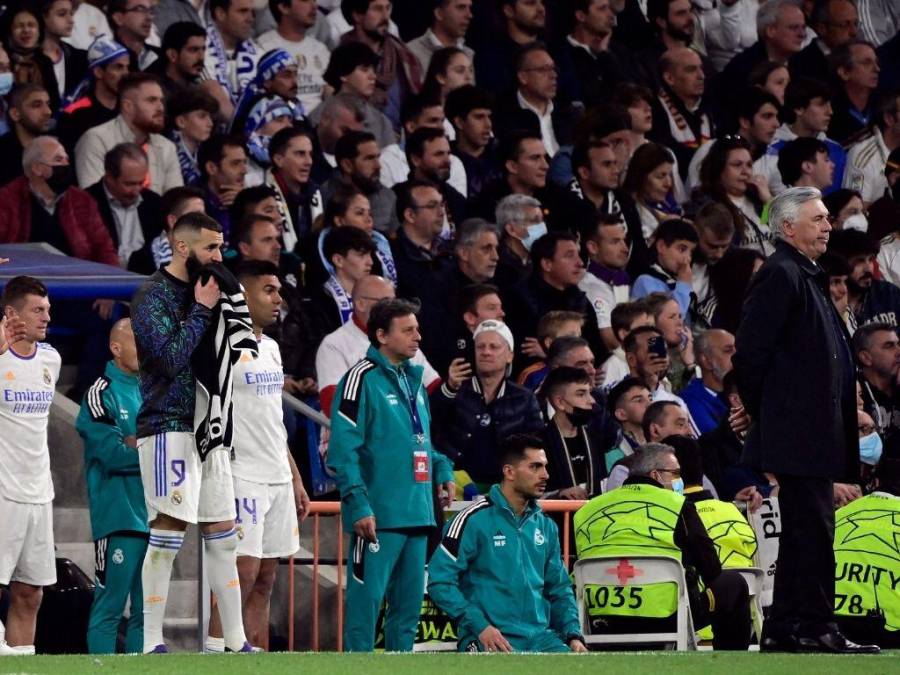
[398,367,425,440]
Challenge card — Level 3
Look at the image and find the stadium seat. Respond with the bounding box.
[573,555,697,651]
[736,568,765,643]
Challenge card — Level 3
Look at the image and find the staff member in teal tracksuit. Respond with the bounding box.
[76,319,148,654]
[428,433,587,653]
[328,298,456,652]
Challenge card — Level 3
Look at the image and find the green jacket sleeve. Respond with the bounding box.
[76,385,139,473]
[432,447,454,485]
[542,519,583,640]
[327,375,373,525]
[427,517,491,638]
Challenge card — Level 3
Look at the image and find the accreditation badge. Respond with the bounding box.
[413,449,430,483]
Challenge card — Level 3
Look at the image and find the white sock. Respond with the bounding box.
[203,529,247,651]
[205,636,226,653]
[142,529,185,652]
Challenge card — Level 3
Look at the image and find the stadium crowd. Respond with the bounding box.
[0,0,899,658]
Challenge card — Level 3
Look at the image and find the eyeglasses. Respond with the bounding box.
[522,65,558,76]
[655,468,682,478]
[125,5,157,16]
[412,200,445,211]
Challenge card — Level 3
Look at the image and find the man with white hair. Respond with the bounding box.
[493,193,544,292]
[734,186,878,654]
[680,328,735,435]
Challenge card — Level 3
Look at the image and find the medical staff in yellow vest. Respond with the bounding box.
[833,458,900,649]
[574,443,752,650]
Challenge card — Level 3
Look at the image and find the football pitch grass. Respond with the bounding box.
[1,651,897,675]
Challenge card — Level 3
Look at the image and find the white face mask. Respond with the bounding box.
[843,213,868,232]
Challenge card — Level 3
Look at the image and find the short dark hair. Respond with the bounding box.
[10,83,48,110]
[162,21,207,54]
[269,0,290,23]
[514,41,551,73]
[445,85,494,127]
[400,91,443,128]
[1,276,48,309]
[499,432,544,467]
[236,259,280,282]
[572,139,611,172]
[161,185,206,224]
[817,250,852,279]
[118,72,162,99]
[209,0,235,15]
[547,335,590,369]
[623,142,674,197]
[853,321,897,356]
[736,87,781,127]
[269,126,313,161]
[104,142,147,178]
[783,77,831,124]
[543,365,592,400]
[653,219,699,249]
[777,137,830,186]
[642,400,680,440]
[406,126,446,165]
[663,434,704,486]
[459,283,501,317]
[499,129,545,166]
[530,231,578,270]
[623,325,662,354]
[875,89,900,132]
[607,376,649,415]
[169,86,219,119]
[611,301,650,341]
[233,214,277,246]
[198,134,245,180]
[367,297,421,347]
[647,0,679,24]
[694,202,737,240]
[172,211,222,238]
[230,185,278,227]
[323,181,366,230]
[395,178,440,222]
[323,42,379,91]
[829,40,877,81]
[323,225,375,265]
[823,188,864,217]
[827,228,879,261]
[334,130,377,165]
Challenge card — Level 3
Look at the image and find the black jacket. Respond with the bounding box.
[0,132,24,188]
[853,279,900,328]
[789,40,829,85]
[86,181,163,274]
[390,227,449,301]
[542,421,607,497]
[734,240,858,481]
[553,37,627,108]
[430,376,544,484]
[56,93,118,155]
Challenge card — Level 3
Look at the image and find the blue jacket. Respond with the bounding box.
[680,378,728,436]
[631,265,693,320]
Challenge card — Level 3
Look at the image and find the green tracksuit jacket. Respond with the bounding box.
[328,346,454,531]
[76,361,147,538]
[428,484,583,645]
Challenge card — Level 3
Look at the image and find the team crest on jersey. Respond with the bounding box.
[42,367,51,385]
[240,352,253,362]
[236,526,245,540]
[4,371,14,380]
[297,54,307,69]
[112,548,125,565]
[534,529,545,546]
[368,541,380,553]
[171,490,183,505]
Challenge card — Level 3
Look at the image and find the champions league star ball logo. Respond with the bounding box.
[171,490,183,505]
[112,548,125,565]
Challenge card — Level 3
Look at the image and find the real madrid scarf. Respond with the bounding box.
[206,20,259,104]
[265,167,323,253]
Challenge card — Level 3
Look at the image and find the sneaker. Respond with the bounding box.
[204,637,225,653]
[225,641,262,653]
[146,644,170,654]
[0,640,33,656]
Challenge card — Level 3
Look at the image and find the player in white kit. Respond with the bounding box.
[206,260,310,650]
[0,277,60,656]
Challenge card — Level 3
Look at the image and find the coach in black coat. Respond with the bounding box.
[733,187,877,655]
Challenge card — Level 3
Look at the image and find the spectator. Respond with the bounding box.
[56,37,129,153]
[574,443,752,650]
[154,21,207,99]
[75,72,182,193]
[418,45,475,120]
[197,134,248,246]
[107,0,161,71]
[445,84,500,199]
[827,40,880,145]
[1,4,61,110]
[327,297,455,652]
[557,0,626,108]
[545,335,600,389]
[203,0,261,105]
[605,375,652,471]
[855,322,900,462]
[317,41,395,147]
[542,366,607,498]
[579,213,631,351]
[570,138,632,227]
[0,276,60,657]
[819,250,854,329]
[704,246,766,333]
[391,179,446,299]
[154,0,203,38]
[379,92,466,196]
[266,126,323,251]
[696,135,774,256]
[428,433,586,654]
[230,48,304,135]
[623,141,681,244]
[86,142,163,273]
[396,126,466,232]
[622,325,694,416]
[828,228,900,328]
[633,219,697,324]
[75,318,147,654]
[681,329,735,434]
[474,0,546,95]
[242,96,294,186]
[691,202,737,315]
[504,231,607,370]
[170,86,218,185]
[67,0,112,50]
[610,82,655,160]
[867,146,900,242]
[823,188,867,230]
[599,300,655,387]
[493,193,542,292]
[644,290,699,393]
[41,0,87,104]
[758,77,847,195]
[308,92,366,185]
[516,310,584,391]
[629,0,697,90]
[257,0,331,114]
[431,319,544,493]
[150,184,206,268]
[649,47,714,179]
[406,0,474,73]
[0,136,118,265]
[316,274,440,416]
[844,90,900,207]
[0,84,53,187]
[790,0,859,84]
[749,59,791,105]
[694,0,760,73]
[778,136,836,190]
[417,217,500,375]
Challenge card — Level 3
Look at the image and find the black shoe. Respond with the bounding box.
[797,631,880,654]
[760,634,799,653]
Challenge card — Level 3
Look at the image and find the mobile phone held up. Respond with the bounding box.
[648,335,668,359]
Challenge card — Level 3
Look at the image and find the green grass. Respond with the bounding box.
[0,652,897,675]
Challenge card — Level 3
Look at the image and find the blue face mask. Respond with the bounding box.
[859,432,883,466]
[671,478,684,495]
[521,221,548,251]
[0,72,13,97]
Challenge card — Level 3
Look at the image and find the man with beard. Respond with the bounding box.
[855,322,900,463]
[320,129,399,234]
[393,127,466,239]
[76,73,183,194]
[578,213,631,352]
[680,329,735,435]
[406,0,474,73]
[690,203,736,318]
[154,22,208,101]
[203,0,261,106]
[828,228,900,329]
[131,212,252,653]
[632,0,697,90]
[341,0,423,131]
[475,0,546,95]
[0,85,53,188]
[108,0,162,71]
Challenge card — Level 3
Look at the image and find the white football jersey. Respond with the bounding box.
[231,336,293,484]
[0,343,61,503]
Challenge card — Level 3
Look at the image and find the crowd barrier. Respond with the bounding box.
[285,499,587,652]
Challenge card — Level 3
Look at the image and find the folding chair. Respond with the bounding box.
[736,568,765,643]
[573,555,697,651]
